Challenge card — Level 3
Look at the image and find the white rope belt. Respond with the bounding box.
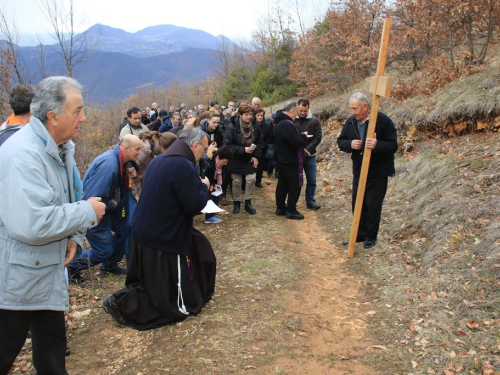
[177,255,189,315]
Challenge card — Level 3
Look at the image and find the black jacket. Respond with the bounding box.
[200,119,224,147]
[337,112,398,179]
[256,119,272,155]
[274,110,308,166]
[294,111,322,155]
[223,115,263,175]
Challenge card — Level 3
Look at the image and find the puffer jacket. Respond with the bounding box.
[0,117,97,311]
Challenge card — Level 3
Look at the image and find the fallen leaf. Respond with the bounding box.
[409,321,422,333]
[372,345,388,350]
[467,321,479,330]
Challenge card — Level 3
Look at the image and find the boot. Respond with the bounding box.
[266,172,273,185]
[245,200,256,214]
[233,201,240,214]
[220,191,228,205]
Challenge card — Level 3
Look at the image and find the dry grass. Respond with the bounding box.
[350,133,500,374]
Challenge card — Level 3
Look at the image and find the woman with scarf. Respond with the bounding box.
[223,102,263,214]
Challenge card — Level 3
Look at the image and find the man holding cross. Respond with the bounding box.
[337,92,397,249]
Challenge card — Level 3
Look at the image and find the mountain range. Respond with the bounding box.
[5,24,229,105]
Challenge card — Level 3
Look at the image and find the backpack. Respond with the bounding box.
[0,125,23,148]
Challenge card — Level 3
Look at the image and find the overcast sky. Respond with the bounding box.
[3,0,332,45]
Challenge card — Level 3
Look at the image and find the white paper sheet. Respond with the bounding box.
[201,199,225,213]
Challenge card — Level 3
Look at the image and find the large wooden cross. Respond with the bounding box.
[347,18,393,258]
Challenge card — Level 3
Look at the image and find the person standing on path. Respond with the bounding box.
[0,76,105,375]
[294,98,322,210]
[337,92,398,249]
[274,101,309,220]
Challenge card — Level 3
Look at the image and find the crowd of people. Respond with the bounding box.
[120,96,324,220]
[0,76,397,374]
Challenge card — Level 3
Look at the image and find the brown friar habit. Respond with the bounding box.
[113,139,216,331]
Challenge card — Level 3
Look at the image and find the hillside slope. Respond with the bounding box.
[299,47,500,373]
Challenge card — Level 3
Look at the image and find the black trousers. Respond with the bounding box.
[0,309,66,375]
[256,157,270,184]
[221,165,231,193]
[352,176,388,242]
[275,164,301,212]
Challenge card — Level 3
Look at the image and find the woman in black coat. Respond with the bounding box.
[223,102,263,214]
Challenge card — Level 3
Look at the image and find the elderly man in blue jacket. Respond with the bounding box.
[0,77,105,375]
[69,134,143,283]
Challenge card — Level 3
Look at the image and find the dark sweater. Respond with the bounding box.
[132,139,209,255]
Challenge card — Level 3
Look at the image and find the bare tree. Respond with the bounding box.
[34,33,49,80]
[0,6,32,84]
[37,0,99,77]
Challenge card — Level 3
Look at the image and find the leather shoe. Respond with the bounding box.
[275,208,287,216]
[255,182,264,188]
[285,210,304,220]
[364,240,376,249]
[100,267,127,276]
[306,202,321,210]
[342,238,364,246]
[102,296,131,328]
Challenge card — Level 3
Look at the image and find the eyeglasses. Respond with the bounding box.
[198,142,208,152]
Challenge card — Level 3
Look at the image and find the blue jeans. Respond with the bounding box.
[123,191,137,265]
[303,155,317,204]
[70,225,127,272]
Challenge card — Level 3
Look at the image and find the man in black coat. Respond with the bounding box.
[274,101,309,220]
[337,92,398,249]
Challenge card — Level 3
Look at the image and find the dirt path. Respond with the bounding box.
[257,184,379,374]
[12,177,381,375]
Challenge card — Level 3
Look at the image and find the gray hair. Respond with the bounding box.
[350,92,371,107]
[283,100,297,112]
[252,97,261,104]
[31,76,83,124]
[177,127,208,147]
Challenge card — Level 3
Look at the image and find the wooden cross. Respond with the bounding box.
[347,18,393,258]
